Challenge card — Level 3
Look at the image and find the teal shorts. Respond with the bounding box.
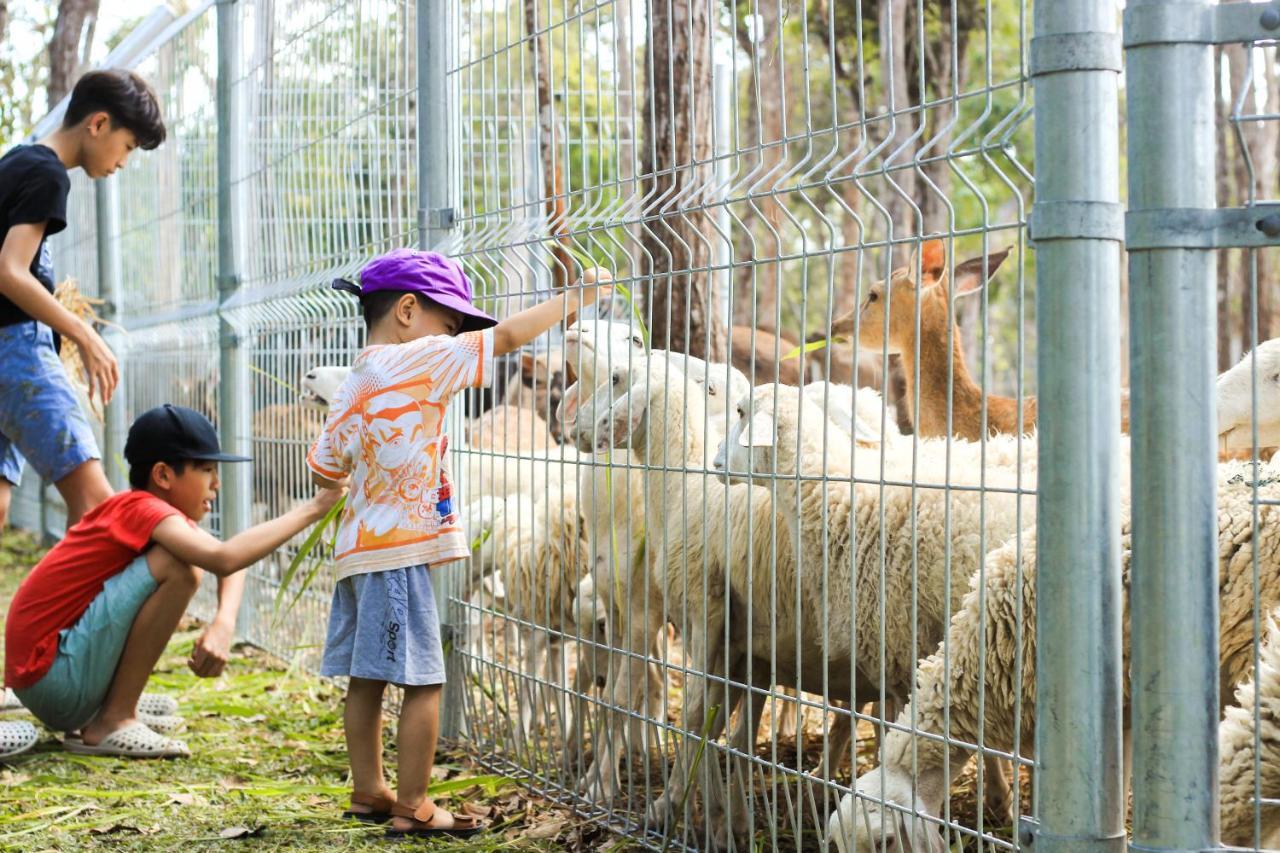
[16,555,158,732]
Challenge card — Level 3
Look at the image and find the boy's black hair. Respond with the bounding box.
[63,69,166,151]
[361,290,431,330]
[128,458,191,490]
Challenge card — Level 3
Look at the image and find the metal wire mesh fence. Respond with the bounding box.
[13,0,1280,849]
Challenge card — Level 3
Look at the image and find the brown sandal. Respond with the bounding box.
[342,790,396,824]
[385,798,484,839]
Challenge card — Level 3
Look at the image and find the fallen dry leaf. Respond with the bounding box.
[218,825,265,839]
[168,793,196,806]
[524,817,567,840]
[90,823,140,836]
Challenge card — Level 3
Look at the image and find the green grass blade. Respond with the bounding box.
[249,363,300,396]
[610,281,649,351]
[782,339,830,360]
[272,495,345,617]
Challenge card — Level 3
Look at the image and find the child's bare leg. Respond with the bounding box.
[55,460,113,525]
[79,546,200,744]
[345,677,393,808]
[391,683,465,830]
[0,479,10,531]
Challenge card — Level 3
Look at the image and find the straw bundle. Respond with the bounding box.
[53,278,117,422]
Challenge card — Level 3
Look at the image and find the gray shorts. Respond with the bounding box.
[320,565,445,686]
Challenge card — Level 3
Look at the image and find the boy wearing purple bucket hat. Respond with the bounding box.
[309,248,608,838]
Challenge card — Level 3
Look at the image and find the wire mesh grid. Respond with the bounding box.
[1213,28,1280,853]
[21,0,1280,849]
[446,0,1042,850]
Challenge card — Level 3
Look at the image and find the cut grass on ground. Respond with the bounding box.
[0,530,627,852]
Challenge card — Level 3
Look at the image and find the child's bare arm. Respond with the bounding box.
[0,223,119,403]
[151,486,345,577]
[492,267,611,356]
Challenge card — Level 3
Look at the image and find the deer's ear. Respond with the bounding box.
[952,246,1012,295]
[918,239,947,284]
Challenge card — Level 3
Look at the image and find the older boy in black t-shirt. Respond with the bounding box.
[0,69,164,532]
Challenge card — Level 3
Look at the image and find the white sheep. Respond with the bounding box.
[587,360,802,847]
[555,328,752,800]
[712,384,1038,829]
[462,490,596,745]
[1219,614,1280,847]
[1218,338,1280,453]
[831,458,1280,853]
[467,403,555,452]
[300,365,350,411]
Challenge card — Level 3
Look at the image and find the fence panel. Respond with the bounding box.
[30,0,1280,849]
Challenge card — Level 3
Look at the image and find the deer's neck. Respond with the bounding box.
[897,301,987,441]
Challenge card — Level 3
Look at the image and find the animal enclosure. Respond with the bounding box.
[14,0,1280,850]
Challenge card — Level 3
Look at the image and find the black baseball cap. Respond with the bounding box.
[125,404,252,470]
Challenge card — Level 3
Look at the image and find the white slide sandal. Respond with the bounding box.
[136,694,180,717]
[63,722,189,758]
[137,713,185,734]
[0,721,37,758]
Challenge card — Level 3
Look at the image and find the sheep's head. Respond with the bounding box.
[827,769,950,853]
[713,385,785,482]
[572,574,611,643]
[829,241,1011,356]
[499,348,570,441]
[589,362,675,454]
[560,364,639,454]
[663,352,751,419]
[563,319,647,388]
[1217,338,1280,451]
[301,365,351,410]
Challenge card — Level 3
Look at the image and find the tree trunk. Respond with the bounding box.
[614,0,640,273]
[0,1,9,46]
[752,0,786,332]
[640,0,725,361]
[524,0,572,288]
[47,0,99,109]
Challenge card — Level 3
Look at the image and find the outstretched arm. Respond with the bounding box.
[492,267,611,356]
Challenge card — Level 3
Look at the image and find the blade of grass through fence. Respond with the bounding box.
[564,244,649,349]
[660,703,722,853]
[273,494,345,617]
[782,339,830,360]
[249,363,301,396]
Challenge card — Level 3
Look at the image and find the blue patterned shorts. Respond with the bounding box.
[0,322,100,486]
[320,564,445,686]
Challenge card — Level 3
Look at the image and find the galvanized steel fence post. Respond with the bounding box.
[418,0,463,738]
[1124,1,1220,848]
[1029,2,1126,851]
[95,175,127,490]
[216,0,252,594]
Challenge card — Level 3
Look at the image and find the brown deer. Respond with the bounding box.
[828,240,1029,441]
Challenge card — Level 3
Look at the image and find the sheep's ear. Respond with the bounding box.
[952,245,1012,295]
[738,410,776,447]
[557,382,581,428]
[520,351,539,381]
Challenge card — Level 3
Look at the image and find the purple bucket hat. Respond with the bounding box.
[332,248,497,332]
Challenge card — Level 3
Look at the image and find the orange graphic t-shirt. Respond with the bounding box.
[307,328,494,579]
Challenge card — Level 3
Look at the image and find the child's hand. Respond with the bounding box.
[310,480,348,519]
[567,266,613,315]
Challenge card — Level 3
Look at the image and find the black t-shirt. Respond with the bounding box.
[0,144,70,326]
